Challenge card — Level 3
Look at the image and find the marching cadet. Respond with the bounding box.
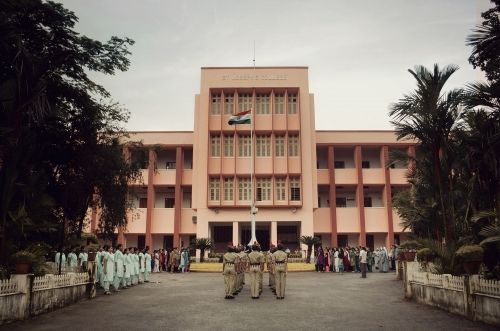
[78,246,88,272]
[248,244,264,299]
[268,245,276,293]
[138,248,145,283]
[144,246,151,282]
[222,244,239,299]
[123,247,131,288]
[129,247,136,286]
[272,243,288,299]
[95,246,104,288]
[113,244,125,291]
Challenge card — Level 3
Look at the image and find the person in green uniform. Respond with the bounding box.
[113,244,124,291]
[272,244,288,300]
[222,245,239,299]
[248,244,264,299]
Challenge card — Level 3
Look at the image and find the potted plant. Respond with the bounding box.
[455,244,484,275]
[87,244,100,261]
[399,240,421,261]
[11,250,36,274]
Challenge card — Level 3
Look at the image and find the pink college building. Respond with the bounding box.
[91,67,413,255]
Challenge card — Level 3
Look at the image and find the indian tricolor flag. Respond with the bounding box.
[228,109,252,125]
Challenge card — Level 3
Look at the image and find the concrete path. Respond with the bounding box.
[1,271,496,331]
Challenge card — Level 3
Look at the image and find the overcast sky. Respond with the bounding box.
[60,0,491,131]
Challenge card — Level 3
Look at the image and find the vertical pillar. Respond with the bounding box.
[383,146,394,248]
[232,221,239,246]
[173,146,183,247]
[90,204,97,233]
[271,221,278,246]
[145,148,156,248]
[117,227,126,246]
[327,146,338,247]
[355,145,366,246]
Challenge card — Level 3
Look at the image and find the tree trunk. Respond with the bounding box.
[200,248,205,263]
[306,245,312,264]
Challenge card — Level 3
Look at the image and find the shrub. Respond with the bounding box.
[455,245,484,261]
[11,251,36,264]
[416,248,434,262]
[399,240,421,252]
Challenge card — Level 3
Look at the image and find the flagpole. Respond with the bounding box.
[249,41,257,247]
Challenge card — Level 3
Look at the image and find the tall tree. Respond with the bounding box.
[389,64,465,243]
[0,0,139,263]
[467,0,500,85]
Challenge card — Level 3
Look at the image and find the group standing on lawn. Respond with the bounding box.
[314,245,398,274]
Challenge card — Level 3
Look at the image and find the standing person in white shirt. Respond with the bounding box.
[144,247,151,282]
[360,247,368,278]
[138,249,145,283]
[114,244,125,291]
[78,246,88,272]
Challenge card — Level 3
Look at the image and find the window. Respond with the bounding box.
[163,188,175,208]
[275,135,285,157]
[166,161,176,169]
[290,177,301,201]
[223,177,233,201]
[223,135,233,157]
[256,178,271,201]
[139,197,147,208]
[238,177,251,201]
[224,94,234,115]
[288,135,299,157]
[165,197,175,208]
[275,178,286,201]
[211,93,221,115]
[256,93,270,114]
[334,161,345,169]
[209,178,220,201]
[336,197,347,208]
[362,161,370,169]
[364,196,372,207]
[274,93,284,114]
[256,135,271,157]
[137,235,145,250]
[287,93,297,114]
[238,93,252,112]
[210,135,221,157]
[238,135,252,157]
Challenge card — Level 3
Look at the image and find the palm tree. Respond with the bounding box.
[191,238,212,263]
[299,235,321,264]
[389,64,465,243]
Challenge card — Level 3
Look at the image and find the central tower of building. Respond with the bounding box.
[192,67,317,252]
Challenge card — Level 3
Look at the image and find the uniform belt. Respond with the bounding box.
[226,262,234,265]
[250,263,260,266]
[275,261,285,264]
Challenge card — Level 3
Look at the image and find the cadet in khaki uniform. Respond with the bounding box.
[222,245,239,299]
[268,246,276,293]
[233,246,241,294]
[248,244,264,299]
[239,245,248,292]
[272,244,288,299]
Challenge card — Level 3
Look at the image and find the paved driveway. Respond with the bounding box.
[1,271,496,331]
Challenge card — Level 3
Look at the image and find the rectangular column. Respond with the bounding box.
[271,221,278,246]
[173,147,183,247]
[383,146,394,247]
[355,145,366,246]
[145,148,156,248]
[232,221,239,246]
[327,146,338,247]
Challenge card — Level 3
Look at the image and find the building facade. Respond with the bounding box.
[90,67,413,254]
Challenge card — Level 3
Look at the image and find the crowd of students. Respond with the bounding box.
[313,245,399,273]
[151,248,191,273]
[55,245,153,295]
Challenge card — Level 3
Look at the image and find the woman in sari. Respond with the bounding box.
[343,247,350,272]
[316,246,324,272]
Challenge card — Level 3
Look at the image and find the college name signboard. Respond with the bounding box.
[222,74,288,81]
